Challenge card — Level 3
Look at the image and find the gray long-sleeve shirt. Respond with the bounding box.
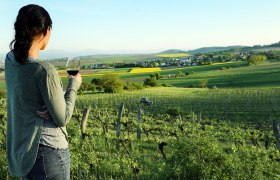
[5,51,81,177]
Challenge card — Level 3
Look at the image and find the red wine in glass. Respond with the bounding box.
[67,70,79,76]
[66,57,80,76]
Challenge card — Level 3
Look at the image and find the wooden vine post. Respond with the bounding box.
[81,108,91,140]
[103,109,110,148]
[137,105,141,140]
[158,142,168,159]
[116,103,124,150]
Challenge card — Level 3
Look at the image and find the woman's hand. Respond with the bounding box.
[37,106,52,120]
[69,73,82,83]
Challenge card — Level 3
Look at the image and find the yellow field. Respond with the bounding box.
[156,53,191,58]
[129,67,161,73]
[58,68,162,77]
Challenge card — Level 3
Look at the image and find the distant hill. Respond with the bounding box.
[267,41,280,47]
[186,46,247,55]
[250,41,280,52]
[183,42,280,55]
[253,47,280,52]
[74,54,158,64]
[159,49,189,54]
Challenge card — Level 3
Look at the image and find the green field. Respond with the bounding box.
[57,61,280,89]
[2,87,279,179]
[0,61,279,91]
[69,87,280,179]
[1,60,280,179]
[159,61,280,88]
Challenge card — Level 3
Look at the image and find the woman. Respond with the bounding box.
[5,4,82,179]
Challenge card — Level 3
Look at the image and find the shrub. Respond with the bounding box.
[149,72,161,80]
[79,82,90,92]
[248,55,267,65]
[78,82,96,93]
[155,72,161,80]
[91,78,102,92]
[91,78,101,86]
[124,81,143,91]
[144,77,158,87]
[101,74,124,93]
[163,136,280,179]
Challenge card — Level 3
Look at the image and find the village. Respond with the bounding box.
[81,51,251,69]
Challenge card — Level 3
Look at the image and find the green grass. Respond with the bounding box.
[69,86,279,179]
[1,61,280,91]
[61,61,280,89]
[1,85,280,179]
[158,61,280,88]
[1,58,280,179]
[76,86,280,122]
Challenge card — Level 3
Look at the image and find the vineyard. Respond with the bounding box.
[1,87,280,179]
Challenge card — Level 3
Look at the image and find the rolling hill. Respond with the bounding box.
[58,61,280,89]
[159,49,189,54]
[186,46,248,55]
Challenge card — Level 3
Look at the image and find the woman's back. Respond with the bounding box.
[5,51,47,176]
[5,51,76,176]
[6,4,82,179]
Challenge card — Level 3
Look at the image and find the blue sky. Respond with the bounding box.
[1,0,280,55]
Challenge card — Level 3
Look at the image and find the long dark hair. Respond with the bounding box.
[10,4,52,64]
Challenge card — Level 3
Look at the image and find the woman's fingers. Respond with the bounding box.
[69,73,82,82]
[37,109,48,114]
[37,108,51,120]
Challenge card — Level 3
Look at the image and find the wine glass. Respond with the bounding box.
[66,56,80,76]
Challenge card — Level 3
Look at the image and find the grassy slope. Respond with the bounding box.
[1,61,279,91]
[61,61,280,89]
[159,61,280,88]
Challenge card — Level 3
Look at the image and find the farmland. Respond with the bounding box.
[1,60,280,91]
[56,60,280,89]
[1,87,280,179]
[0,58,280,179]
[67,87,280,179]
[0,87,280,179]
[129,67,161,74]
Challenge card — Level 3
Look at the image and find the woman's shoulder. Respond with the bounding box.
[38,61,55,70]
[36,61,58,76]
